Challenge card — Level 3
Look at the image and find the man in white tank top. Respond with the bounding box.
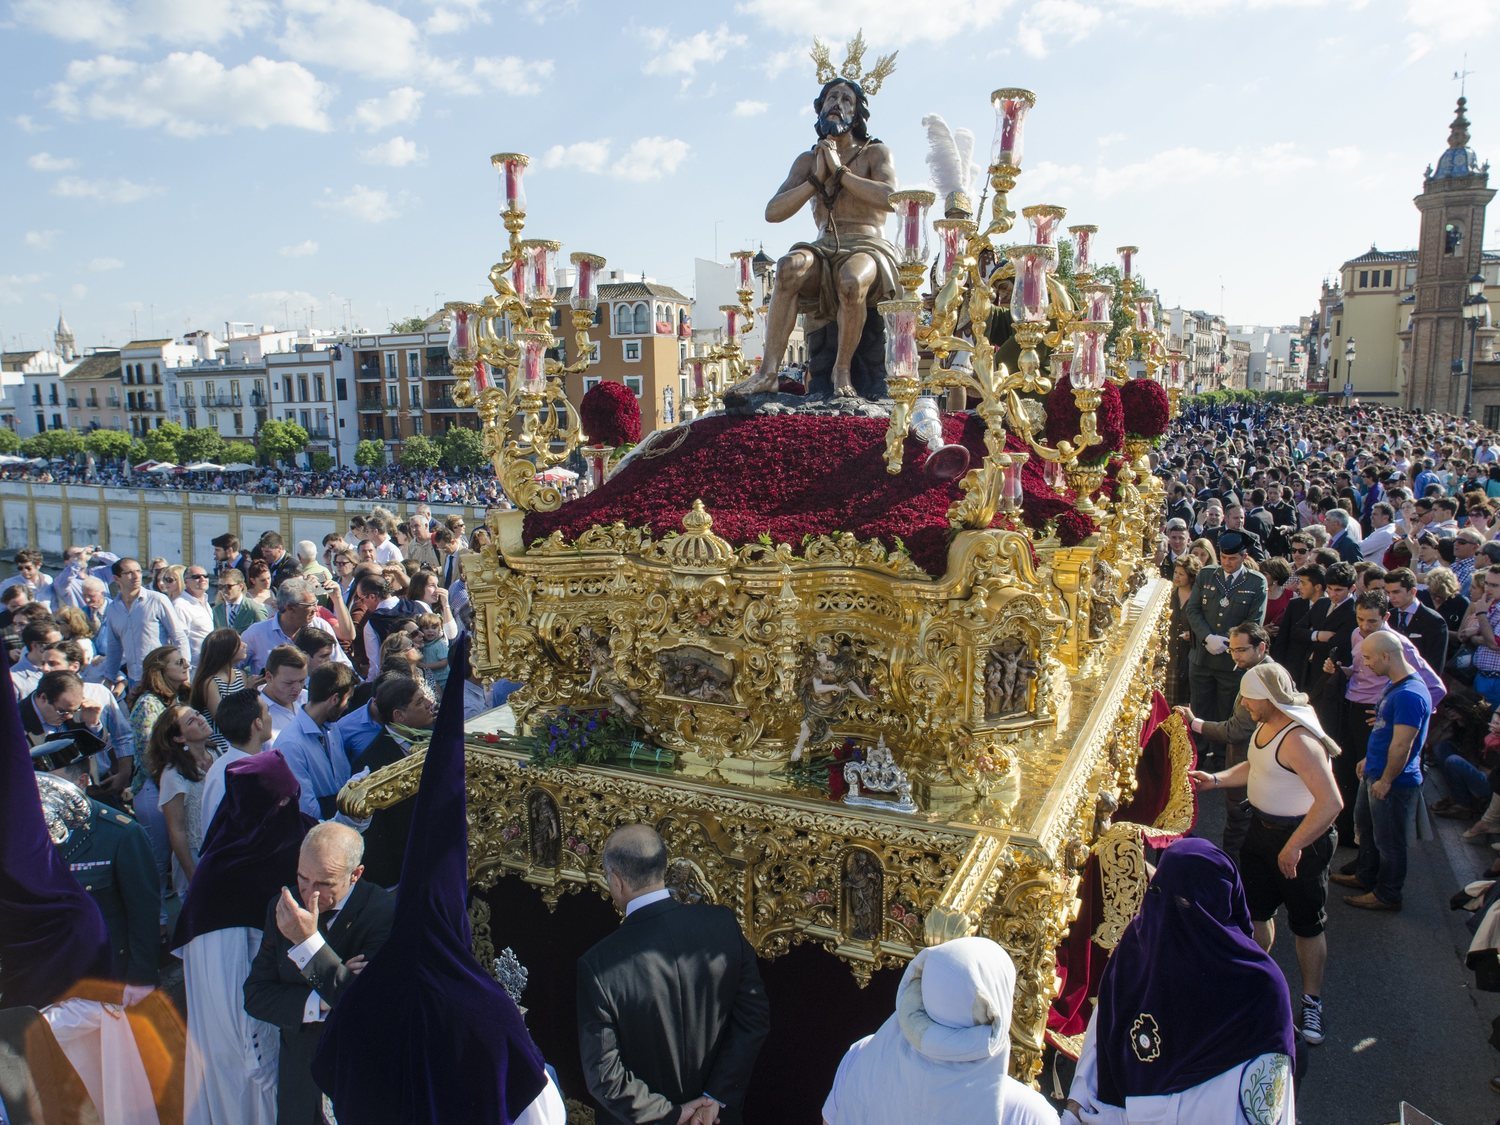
[1189,662,1343,1047]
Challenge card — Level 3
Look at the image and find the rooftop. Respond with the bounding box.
[1345,246,1416,265]
[554,280,691,303]
[60,352,122,382]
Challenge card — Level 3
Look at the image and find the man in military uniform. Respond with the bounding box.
[33,735,159,986]
[1184,530,1268,767]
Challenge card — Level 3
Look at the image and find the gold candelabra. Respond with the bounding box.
[680,252,759,420]
[445,153,605,513]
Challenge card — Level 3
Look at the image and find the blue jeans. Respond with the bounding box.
[1434,740,1491,805]
[1354,777,1418,905]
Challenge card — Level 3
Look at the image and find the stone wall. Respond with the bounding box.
[0,481,486,564]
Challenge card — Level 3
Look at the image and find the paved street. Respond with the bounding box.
[1195,785,1500,1125]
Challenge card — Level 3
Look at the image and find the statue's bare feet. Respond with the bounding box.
[725,369,780,400]
[831,370,859,398]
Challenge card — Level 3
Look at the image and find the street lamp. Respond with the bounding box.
[1463,271,1489,420]
[1343,337,1356,409]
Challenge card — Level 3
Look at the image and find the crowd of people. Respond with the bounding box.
[9,396,1500,1123]
[0,459,592,507]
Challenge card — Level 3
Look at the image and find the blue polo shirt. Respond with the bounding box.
[1365,675,1431,788]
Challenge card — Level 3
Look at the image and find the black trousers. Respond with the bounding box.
[1335,700,1376,845]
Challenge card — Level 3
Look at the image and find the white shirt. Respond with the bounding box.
[259,688,306,745]
[199,747,252,831]
[624,887,672,917]
[242,613,350,674]
[370,539,403,565]
[287,883,358,1023]
[173,592,214,667]
[1359,523,1397,562]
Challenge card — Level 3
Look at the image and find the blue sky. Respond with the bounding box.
[3,0,1498,352]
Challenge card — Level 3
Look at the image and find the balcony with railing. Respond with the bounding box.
[179,390,196,406]
[356,356,381,381]
[66,396,78,408]
[427,392,462,410]
[249,387,265,407]
[358,392,383,411]
[306,426,332,440]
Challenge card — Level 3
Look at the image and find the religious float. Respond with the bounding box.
[343,32,1197,1118]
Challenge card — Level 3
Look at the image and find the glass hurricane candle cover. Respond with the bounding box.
[1136,299,1155,332]
[1026,207,1064,247]
[570,253,602,313]
[1072,324,1109,390]
[1007,245,1054,323]
[991,88,1036,167]
[518,332,547,395]
[1117,245,1137,281]
[510,256,530,303]
[524,241,557,303]
[1003,452,1026,507]
[690,359,706,394]
[493,154,527,215]
[733,251,754,292]
[475,358,492,391]
[1083,284,1112,323]
[446,305,476,364]
[720,306,740,341]
[880,301,921,382]
[938,223,965,280]
[1069,225,1096,275]
[890,194,931,265]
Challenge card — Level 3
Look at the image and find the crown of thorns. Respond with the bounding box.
[810,30,897,95]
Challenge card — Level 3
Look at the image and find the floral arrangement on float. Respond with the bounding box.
[579,380,641,489]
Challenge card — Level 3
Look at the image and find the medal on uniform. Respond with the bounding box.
[1220,597,1231,607]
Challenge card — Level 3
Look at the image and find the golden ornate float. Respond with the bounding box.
[343,38,1194,1089]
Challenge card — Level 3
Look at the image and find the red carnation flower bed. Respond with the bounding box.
[1119,377,1170,439]
[580,379,641,447]
[1044,375,1124,464]
[524,412,1097,576]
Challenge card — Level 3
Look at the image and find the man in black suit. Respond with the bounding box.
[1157,518,1191,580]
[578,825,769,1125]
[1301,562,1358,742]
[1265,482,1298,536]
[244,822,395,1124]
[1323,510,1362,563]
[1273,564,1324,685]
[1385,566,1449,673]
[1244,488,1276,545]
[1219,502,1266,562]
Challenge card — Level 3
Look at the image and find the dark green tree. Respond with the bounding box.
[309,452,334,472]
[438,424,486,470]
[257,419,310,465]
[84,429,132,462]
[355,439,385,468]
[389,316,427,333]
[398,433,441,470]
[0,428,19,455]
[141,421,186,463]
[223,441,257,465]
[177,427,227,464]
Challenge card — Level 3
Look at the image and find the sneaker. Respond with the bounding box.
[1301,996,1325,1046]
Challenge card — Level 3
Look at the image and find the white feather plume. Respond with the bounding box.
[953,127,978,197]
[922,114,964,198]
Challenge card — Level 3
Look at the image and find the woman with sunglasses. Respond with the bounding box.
[146,703,219,896]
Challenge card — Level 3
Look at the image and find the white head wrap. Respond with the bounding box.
[1238,662,1341,757]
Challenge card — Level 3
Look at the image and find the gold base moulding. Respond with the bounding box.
[342,501,1171,1082]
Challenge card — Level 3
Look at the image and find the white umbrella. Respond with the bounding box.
[223,462,257,472]
[0,455,26,465]
[536,467,578,482]
[26,457,49,466]
[146,462,178,472]
[182,461,224,472]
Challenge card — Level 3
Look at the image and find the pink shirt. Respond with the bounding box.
[1342,624,1446,707]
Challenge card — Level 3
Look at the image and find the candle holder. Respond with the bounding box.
[879,298,924,472]
[985,88,1035,239]
[1022,204,1066,253]
[889,189,936,298]
[702,251,762,407]
[491,152,529,220]
[1068,224,1097,282]
[731,250,756,304]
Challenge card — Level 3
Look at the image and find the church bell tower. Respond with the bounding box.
[1407,97,1495,412]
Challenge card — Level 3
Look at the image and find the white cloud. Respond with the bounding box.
[737,0,1019,44]
[612,137,690,182]
[88,257,124,271]
[319,185,405,223]
[53,176,160,203]
[541,139,612,175]
[352,86,424,132]
[1401,0,1497,64]
[279,0,424,81]
[0,274,46,304]
[278,240,319,258]
[733,100,768,118]
[14,115,49,134]
[12,0,274,50]
[70,283,89,299]
[50,51,332,137]
[639,24,746,79]
[511,0,576,19]
[471,55,554,96]
[1016,0,1103,57]
[26,152,75,172]
[424,0,490,34]
[24,230,60,250]
[1024,142,1336,200]
[361,136,424,166]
